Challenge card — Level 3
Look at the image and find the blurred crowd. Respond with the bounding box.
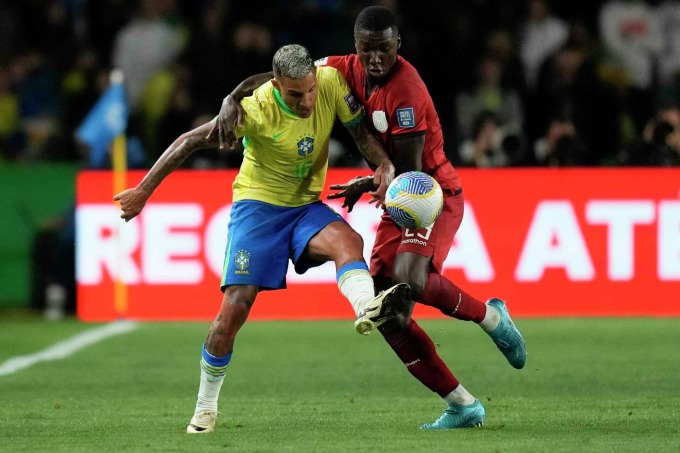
[2,0,680,169]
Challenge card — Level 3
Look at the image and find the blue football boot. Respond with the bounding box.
[420,400,485,429]
[486,298,526,369]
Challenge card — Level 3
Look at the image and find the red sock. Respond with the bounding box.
[420,273,487,322]
[381,319,459,397]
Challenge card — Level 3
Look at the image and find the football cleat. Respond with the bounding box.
[420,400,485,430]
[486,298,527,369]
[354,283,411,335]
[186,410,217,434]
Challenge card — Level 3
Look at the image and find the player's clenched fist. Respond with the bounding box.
[113,187,149,222]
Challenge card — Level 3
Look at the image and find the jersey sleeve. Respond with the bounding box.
[323,66,364,127]
[386,80,428,136]
[235,92,263,139]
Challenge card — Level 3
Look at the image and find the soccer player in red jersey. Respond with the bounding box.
[210,6,526,430]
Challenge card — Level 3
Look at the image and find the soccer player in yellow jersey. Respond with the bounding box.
[113,44,410,434]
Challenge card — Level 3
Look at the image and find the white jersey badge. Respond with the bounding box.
[372,110,388,133]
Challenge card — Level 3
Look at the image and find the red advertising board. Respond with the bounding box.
[76,168,680,321]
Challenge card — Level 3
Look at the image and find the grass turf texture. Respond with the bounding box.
[1,317,678,452]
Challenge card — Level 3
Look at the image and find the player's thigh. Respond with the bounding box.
[306,221,363,262]
[292,202,361,267]
[221,201,294,290]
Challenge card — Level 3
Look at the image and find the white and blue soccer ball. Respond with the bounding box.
[385,171,444,229]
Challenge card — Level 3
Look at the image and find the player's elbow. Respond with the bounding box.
[176,131,205,153]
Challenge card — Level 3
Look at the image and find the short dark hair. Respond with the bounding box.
[354,6,398,34]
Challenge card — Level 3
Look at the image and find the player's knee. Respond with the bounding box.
[332,229,364,263]
[317,223,364,261]
[223,285,257,309]
[345,228,364,251]
[391,267,426,299]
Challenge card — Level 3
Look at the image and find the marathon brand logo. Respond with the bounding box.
[402,227,432,246]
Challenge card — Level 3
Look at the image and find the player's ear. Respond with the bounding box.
[271,78,280,90]
[397,36,401,49]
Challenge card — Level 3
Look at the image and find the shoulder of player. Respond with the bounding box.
[315,65,344,84]
[383,59,429,97]
[314,55,348,69]
[240,81,277,123]
[314,65,352,98]
[391,57,426,86]
[244,80,274,104]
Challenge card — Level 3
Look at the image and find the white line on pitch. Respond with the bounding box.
[0,320,139,377]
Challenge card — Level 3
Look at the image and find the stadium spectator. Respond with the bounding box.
[618,105,680,166]
[599,0,662,134]
[113,43,410,434]
[655,1,680,108]
[458,110,526,167]
[533,116,588,166]
[0,0,677,167]
[519,0,569,91]
[527,42,621,164]
[454,54,524,145]
[483,28,527,94]
[214,6,527,430]
[12,50,62,162]
[111,0,185,111]
[655,1,680,87]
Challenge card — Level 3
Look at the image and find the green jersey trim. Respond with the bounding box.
[342,110,366,128]
[273,87,298,117]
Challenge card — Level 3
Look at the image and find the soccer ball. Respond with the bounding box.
[384,171,444,229]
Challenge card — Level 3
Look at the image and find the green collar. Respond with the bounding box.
[273,87,298,117]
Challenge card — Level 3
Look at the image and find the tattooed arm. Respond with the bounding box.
[113,119,219,221]
[342,117,395,208]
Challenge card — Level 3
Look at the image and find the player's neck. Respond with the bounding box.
[365,78,380,97]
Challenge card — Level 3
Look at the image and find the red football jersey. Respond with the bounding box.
[320,54,461,192]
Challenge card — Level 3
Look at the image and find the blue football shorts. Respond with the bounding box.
[220,200,346,290]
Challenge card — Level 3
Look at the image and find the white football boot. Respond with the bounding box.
[186,410,217,434]
[354,283,411,335]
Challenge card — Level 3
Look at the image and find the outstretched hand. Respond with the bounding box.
[327,176,374,213]
[327,162,395,212]
[113,187,149,222]
[205,95,244,150]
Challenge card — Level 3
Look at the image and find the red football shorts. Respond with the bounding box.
[370,189,464,278]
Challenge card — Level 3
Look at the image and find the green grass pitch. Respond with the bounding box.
[1,316,679,452]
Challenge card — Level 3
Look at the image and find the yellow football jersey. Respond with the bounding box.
[232,66,364,207]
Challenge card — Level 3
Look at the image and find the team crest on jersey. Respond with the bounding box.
[234,250,250,274]
[297,137,314,157]
[396,107,415,128]
[372,110,388,133]
[344,93,361,114]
